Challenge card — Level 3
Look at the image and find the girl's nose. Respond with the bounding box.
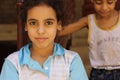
[37,26,45,34]
[102,3,108,11]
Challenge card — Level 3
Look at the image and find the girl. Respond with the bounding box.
[0,0,88,80]
[59,0,120,80]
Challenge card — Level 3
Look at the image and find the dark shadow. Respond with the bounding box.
[0,41,17,71]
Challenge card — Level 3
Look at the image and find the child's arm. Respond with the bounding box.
[58,16,88,36]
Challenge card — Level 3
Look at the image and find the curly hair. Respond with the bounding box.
[20,0,63,27]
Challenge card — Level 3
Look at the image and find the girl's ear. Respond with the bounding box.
[24,24,28,31]
[57,21,62,31]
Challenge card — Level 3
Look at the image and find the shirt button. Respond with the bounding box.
[44,66,48,70]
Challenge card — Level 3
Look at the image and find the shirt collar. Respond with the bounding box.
[19,43,65,66]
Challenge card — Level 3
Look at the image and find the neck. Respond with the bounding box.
[30,44,54,58]
[96,10,118,19]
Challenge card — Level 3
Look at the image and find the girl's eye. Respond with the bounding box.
[95,1,102,5]
[107,1,114,4]
[46,21,53,25]
[29,21,37,26]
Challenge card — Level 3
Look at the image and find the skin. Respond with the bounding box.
[58,0,118,36]
[93,0,118,29]
[93,0,116,17]
[25,4,62,66]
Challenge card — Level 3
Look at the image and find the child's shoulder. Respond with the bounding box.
[87,13,95,17]
[7,51,19,59]
[64,49,79,58]
[6,51,20,64]
[64,49,78,55]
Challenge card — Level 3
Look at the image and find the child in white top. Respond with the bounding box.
[58,0,120,80]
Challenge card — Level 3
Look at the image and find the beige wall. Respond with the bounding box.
[75,0,84,19]
[0,0,16,23]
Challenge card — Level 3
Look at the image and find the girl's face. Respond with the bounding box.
[92,0,117,17]
[25,4,62,49]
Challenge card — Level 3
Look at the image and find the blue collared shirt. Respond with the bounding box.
[0,43,88,80]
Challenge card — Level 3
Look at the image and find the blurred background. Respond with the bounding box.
[0,0,120,77]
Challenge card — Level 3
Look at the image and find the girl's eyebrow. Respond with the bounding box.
[27,19,37,22]
[45,18,56,21]
[94,0,102,1]
[107,0,114,1]
[95,0,102,1]
[27,18,55,21]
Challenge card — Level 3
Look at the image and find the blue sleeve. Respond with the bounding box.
[0,59,19,80]
[69,54,88,80]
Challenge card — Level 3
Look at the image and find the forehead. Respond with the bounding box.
[27,5,57,20]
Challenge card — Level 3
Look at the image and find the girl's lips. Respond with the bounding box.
[36,37,48,42]
[101,12,108,14]
[100,11,109,16]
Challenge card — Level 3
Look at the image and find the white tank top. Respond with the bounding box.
[88,11,120,70]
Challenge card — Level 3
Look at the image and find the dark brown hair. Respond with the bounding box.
[20,0,63,27]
